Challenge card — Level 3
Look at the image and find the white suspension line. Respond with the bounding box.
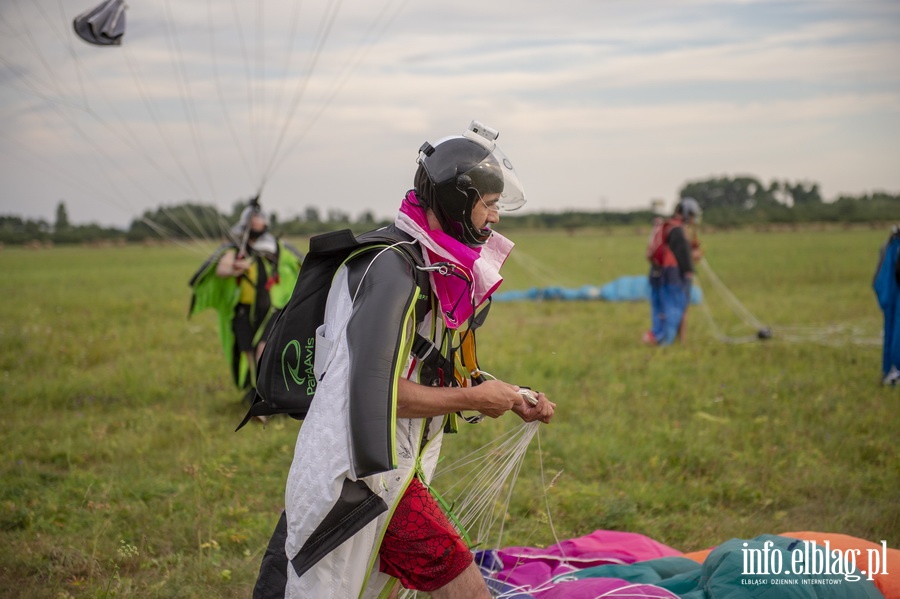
[54,0,89,108]
[696,259,881,346]
[3,1,263,247]
[0,126,137,221]
[266,0,307,175]
[266,0,414,181]
[433,422,539,549]
[206,0,255,185]
[9,0,84,111]
[259,0,346,185]
[22,0,220,215]
[227,0,259,171]
[160,0,221,213]
[403,422,564,599]
[697,259,765,330]
[506,247,575,289]
[254,0,265,176]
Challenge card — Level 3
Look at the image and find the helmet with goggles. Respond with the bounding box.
[415,121,526,246]
[676,197,702,219]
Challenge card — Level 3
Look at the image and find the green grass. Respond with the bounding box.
[0,228,897,597]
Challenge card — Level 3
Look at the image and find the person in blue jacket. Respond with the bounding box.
[874,225,900,385]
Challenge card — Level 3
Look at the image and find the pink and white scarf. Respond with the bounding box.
[394,191,513,329]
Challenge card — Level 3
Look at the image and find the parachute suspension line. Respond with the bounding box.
[507,247,575,289]
[34,0,89,109]
[136,214,219,256]
[697,260,765,331]
[119,47,205,199]
[267,0,414,179]
[696,259,881,346]
[21,1,208,214]
[535,429,565,556]
[54,0,89,109]
[9,0,81,112]
[2,1,98,115]
[432,422,539,552]
[692,260,764,344]
[23,0,212,213]
[119,49,219,245]
[254,0,265,176]
[206,0,255,185]
[0,41,207,244]
[258,0,346,187]
[267,0,307,173]
[33,5,218,228]
[160,0,221,217]
[402,422,548,598]
[0,52,88,113]
[693,283,760,345]
[228,0,259,172]
[0,126,140,224]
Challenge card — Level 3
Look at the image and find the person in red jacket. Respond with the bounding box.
[643,197,702,345]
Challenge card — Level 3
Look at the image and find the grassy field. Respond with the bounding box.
[1,227,897,598]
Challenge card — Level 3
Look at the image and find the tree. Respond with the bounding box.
[680,176,767,211]
[786,181,822,206]
[55,201,70,232]
[304,207,321,223]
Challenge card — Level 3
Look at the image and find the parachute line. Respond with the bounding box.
[695,259,881,346]
[267,0,414,179]
[161,0,220,211]
[206,0,255,184]
[259,0,346,186]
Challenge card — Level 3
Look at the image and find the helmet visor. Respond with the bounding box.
[462,130,526,212]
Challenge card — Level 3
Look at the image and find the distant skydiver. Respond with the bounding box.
[644,197,703,346]
[188,198,303,413]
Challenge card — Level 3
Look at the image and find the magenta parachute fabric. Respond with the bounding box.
[493,529,682,588]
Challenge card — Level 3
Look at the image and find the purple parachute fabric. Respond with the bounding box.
[478,530,682,598]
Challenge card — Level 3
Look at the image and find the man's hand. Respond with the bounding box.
[396,378,555,422]
[232,258,251,276]
[472,379,521,418]
[511,390,555,424]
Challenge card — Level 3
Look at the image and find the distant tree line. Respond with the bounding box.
[2,178,898,245]
[124,200,390,241]
[675,177,900,227]
[500,177,900,231]
[0,202,125,246]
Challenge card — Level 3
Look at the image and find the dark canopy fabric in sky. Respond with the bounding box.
[73,0,126,46]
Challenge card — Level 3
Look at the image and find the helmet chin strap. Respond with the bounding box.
[461,188,490,246]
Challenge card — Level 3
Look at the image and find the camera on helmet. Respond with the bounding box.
[468,120,499,142]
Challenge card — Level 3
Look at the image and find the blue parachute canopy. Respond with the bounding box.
[73,0,126,46]
[492,275,703,304]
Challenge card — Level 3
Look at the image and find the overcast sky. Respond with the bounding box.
[1,0,898,230]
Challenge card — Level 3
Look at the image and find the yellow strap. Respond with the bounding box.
[458,330,481,381]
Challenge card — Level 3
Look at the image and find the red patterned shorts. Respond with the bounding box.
[378,477,473,592]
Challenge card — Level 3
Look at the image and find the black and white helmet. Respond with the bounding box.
[676,197,702,219]
[415,121,526,246]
